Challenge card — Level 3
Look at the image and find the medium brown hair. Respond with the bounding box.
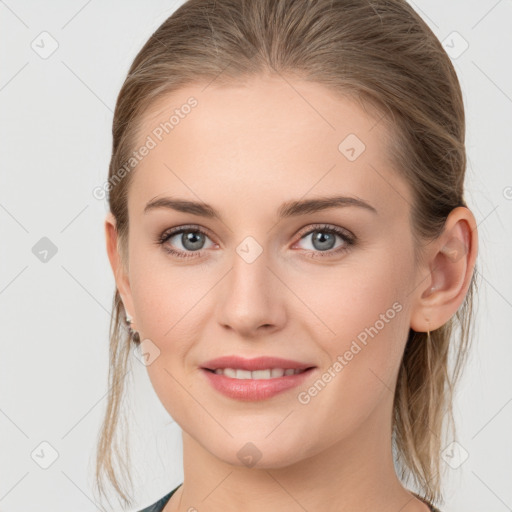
[95,0,478,509]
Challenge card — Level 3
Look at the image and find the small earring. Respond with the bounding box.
[124,312,140,343]
[426,317,431,341]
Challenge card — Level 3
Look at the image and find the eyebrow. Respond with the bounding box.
[144,195,377,219]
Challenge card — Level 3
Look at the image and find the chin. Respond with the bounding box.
[203,435,311,470]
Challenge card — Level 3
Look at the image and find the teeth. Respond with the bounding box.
[212,368,306,379]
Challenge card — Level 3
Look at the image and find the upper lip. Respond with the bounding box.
[201,356,316,371]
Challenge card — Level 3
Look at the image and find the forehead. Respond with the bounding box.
[129,75,411,220]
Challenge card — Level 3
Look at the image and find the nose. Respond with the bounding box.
[216,248,286,338]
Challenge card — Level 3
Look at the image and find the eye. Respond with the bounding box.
[156,223,356,260]
[156,225,216,259]
[293,224,355,258]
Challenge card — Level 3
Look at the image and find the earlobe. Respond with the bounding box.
[410,206,478,332]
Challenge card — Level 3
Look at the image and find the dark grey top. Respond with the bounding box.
[138,484,181,512]
[412,492,443,512]
[138,485,442,511]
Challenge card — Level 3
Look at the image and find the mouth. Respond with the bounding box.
[200,355,316,375]
[199,356,317,401]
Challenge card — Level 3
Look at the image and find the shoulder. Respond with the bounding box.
[137,484,182,512]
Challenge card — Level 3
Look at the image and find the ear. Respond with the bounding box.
[104,212,137,328]
[410,206,478,332]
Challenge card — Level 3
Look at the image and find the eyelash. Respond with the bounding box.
[156,223,356,260]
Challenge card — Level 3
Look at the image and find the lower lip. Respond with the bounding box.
[200,368,316,401]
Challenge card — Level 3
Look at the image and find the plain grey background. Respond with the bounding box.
[0,1,511,511]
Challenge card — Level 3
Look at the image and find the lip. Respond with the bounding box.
[200,355,315,372]
[201,367,316,401]
[199,356,317,401]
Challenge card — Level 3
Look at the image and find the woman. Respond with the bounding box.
[96,1,478,511]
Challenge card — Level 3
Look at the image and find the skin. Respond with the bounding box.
[105,75,478,512]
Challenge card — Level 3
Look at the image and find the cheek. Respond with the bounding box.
[127,250,216,387]
[128,244,203,335]
[306,258,410,376]
[295,272,410,435]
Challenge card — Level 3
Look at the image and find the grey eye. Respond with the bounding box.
[297,229,345,252]
[167,230,214,252]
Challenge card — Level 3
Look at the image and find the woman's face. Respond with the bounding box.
[112,75,427,468]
